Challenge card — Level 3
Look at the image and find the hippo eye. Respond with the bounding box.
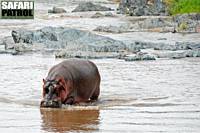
[45,87,49,94]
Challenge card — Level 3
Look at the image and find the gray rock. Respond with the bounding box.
[91,12,115,18]
[175,42,200,50]
[48,7,66,14]
[93,25,126,33]
[118,0,168,16]
[105,12,115,17]
[173,13,200,33]
[125,52,156,61]
[55,50,122,59]
[138,17,173,29]
[91,12,104,18]
[11,26,127,53]
[93,23,135,33]
[1,36,15,50]
[14,43,32,52]
[154,0,166,14]
[72,2,113,12]
[151,50,200,59]
[153,42,200,51]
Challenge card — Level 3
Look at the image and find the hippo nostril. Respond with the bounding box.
[40,99,61,108]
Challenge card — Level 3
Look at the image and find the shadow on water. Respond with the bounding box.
[40,108,100,132]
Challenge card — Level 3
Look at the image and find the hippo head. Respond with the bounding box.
[40,78,68,108]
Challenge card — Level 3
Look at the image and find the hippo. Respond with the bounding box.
[40,59,101,108]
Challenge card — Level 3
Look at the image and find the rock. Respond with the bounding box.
[14,43,33,52]
[93,23,134,33]
[118,0,168,16]
[55,50,121,59]
[91,12,104,18]
[170,50,200,59]
[12,27,59,44]
[161,26,176,33]
[0,41,6,53]
[105,12,115,17]
[11,26,127,54]
[72,2,113,12]
[94,25,126,33]
[125,52,156,61]
[12,30,34,44]
[1,36,15,50]
[107,16,175,33]
[55,49,131,59]
[149,49,200,59]
[138,17,173,29]
[175,42,200,50]
[173,13,200,33]
[48,7,66,14]
[153,42,200,51]
[154,0,166,15]
[91,12,115,18]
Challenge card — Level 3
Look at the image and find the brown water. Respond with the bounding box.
[0,0,200,132]
[0,54,200,132]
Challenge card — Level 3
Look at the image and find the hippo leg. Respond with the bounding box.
[65,96,74,105]
[90,87,100,101]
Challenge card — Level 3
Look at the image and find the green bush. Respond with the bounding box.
[166,0,200,15]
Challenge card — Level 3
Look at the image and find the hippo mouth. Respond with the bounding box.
[40,99,62,108]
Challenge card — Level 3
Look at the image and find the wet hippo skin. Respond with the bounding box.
[40,59,101,108]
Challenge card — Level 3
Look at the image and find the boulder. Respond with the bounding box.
[1,36,15,50]
[138,17,173,29]
[11,26,127,53]
[72,2,113,12]
[154,42,200,51]
[150,50,200,59]
[55,50,122,59]
[48,7,66,14]
[14,43,32,52]
[91,12,104,18]
[118,0,168,16]
[105,12,115,17]
[173,13,200,33]
[125,52,156,61]
[91,12,115,18]
[93,25,127,33]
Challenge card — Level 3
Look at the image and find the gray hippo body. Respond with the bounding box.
[41,59,100,108]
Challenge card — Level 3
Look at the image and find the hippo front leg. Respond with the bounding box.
[64,96,74,105]
[65,96,88,105]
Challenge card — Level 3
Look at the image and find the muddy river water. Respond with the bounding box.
[0,54,200,132]
[0,0,200,132]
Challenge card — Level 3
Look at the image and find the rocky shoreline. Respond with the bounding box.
[0,0,200,61]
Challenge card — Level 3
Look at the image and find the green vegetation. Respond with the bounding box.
[178,22,188,31]
[165,0,200,15]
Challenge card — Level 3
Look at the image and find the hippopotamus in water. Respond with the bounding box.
[40,59,101,108]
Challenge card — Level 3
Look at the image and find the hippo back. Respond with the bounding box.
[46,59,100,100]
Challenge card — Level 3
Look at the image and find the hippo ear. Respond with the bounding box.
[43,79,46,84]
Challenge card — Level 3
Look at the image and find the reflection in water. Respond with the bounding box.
[40,109,100,132]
